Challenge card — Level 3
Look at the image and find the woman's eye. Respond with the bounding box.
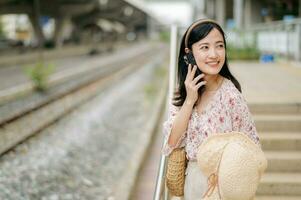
[200,46,208,50]
[217,44,224,48]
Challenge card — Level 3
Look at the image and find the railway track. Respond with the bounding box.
[0,43,164,156]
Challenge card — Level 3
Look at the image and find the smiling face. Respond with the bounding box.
[191,28,225,76]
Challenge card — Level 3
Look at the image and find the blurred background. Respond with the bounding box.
[0,0,300,200]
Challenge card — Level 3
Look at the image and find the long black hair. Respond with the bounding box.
[173,20,241,107]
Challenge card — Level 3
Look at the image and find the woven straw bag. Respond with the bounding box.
[166,147,187,196]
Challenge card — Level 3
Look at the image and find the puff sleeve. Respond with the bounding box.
[161,104,186,156]
[228,91,261,146]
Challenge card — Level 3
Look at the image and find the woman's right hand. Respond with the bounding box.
[184,64,206,105]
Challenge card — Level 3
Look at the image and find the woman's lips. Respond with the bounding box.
[206,61,220,67]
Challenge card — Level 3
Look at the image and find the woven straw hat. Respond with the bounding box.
[196,132,267,200]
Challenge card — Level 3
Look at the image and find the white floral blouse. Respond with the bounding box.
[162,78,260,161]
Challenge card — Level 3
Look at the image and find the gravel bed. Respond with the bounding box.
[0,53,166,200]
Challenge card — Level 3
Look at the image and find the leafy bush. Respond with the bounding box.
[25,62,55,92]
[227,45,260,60]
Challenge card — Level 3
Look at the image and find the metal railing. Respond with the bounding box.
[153,24,179,200]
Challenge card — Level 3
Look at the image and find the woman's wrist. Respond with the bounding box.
[183,99,195,109]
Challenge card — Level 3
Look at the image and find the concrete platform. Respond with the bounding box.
[230,61,301,104]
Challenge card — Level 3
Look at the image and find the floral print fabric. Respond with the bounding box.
[162,78,260,161]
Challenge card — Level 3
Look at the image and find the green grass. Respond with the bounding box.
[144,64,167,101]
[159,31,170,43]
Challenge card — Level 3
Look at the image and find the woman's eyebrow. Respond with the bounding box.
[198,42,209,46]
[198,40,224,46]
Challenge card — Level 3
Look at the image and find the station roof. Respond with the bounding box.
[0,0,161,29]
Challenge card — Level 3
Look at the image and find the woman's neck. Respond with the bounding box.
[203,74,222,92]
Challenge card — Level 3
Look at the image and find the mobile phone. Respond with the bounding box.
[184,52,205,93]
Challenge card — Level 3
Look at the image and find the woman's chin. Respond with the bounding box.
[201,65,223,74]
[203,69,222,76]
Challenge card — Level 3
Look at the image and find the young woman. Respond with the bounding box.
[162,19,261,199]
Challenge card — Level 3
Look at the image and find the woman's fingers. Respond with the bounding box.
[196,80,207,89]
[190,65,197,80]
[192,73,205,85]
[185,65,206,91]
[186,65,198,82]
[186,64,192,80]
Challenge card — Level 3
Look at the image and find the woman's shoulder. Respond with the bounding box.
[222,78,244,101]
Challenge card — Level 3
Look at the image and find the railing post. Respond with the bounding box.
[286,23,290,61]
[153,24,178,200]
[169,24,178,103]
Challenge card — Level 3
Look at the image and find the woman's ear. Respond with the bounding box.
[184,48,190,54]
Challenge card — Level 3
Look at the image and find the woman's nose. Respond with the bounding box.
[208,48,218,58]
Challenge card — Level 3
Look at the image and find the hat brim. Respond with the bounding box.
[196,132,267,176]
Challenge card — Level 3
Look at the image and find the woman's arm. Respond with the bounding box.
[162,64,206,155]
[168,100,194,146]
[162,100,194,156]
